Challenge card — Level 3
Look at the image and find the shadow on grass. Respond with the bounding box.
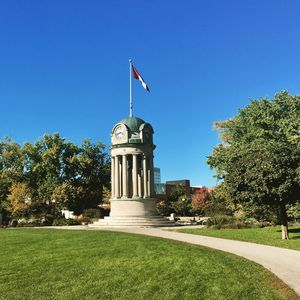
[288,228,300,233]
[275,228,300,233]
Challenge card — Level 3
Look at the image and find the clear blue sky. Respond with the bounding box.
[1,1,300,187]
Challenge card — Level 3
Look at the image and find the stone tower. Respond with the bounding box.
[90,116,173,227]
[110,116,156,215]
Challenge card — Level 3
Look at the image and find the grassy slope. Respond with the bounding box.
[178,226,300,251]
[0,228,298,300]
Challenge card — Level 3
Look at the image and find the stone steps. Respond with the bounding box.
[89,216,175,228]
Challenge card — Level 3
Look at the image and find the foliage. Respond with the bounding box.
[156,199,173,216]
[0,229,297,300]
[238,201,278,224]
[102,186,111,204]
[52,218,81,226]
[3,182,32,218]
[0,133,110,220]
[16,216,53,227]
[206,215,262,230]
[287,201,300,222]
[207,215,235,227]
[168,186,192,216]
[207,91,300,238]
[171,196,192,216]
[204,186,234,217]
[167,185,187,202]
[191,187,210,215]
[82,208,102,219]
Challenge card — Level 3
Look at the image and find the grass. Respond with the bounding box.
[178,225,300,251]
[0,228,298,300]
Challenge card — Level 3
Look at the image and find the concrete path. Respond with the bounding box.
[51,225,300,295]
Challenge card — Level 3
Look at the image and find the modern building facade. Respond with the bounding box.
[154,167,161,184]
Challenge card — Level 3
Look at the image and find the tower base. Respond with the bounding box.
[89,198,175,228]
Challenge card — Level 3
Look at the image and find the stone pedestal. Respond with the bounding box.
[110,198,157,217]
[89,198,174,228]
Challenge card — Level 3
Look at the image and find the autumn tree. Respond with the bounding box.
[191,187,210,215]
[3,182,32,218]
[207,91,300,239]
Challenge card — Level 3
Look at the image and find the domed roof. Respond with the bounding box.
[119,116,146,132]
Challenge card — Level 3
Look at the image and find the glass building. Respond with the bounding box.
[154,167,161,184]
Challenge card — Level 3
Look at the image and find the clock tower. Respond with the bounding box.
[90,116,173,227]
[110,116,155,202]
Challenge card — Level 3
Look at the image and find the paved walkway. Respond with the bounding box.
[54,225,300,295]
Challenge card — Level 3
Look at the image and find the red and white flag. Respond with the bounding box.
[132,65,150,92]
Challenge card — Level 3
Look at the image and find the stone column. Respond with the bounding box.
[132,154,138,198]
[147,169,151,198]
[149,154,155,197]
[138,173,142,198]
[143,155,148,198]
[115,156,120,198]
[111,156,115,198]
[122,155,128,198]
[119,157,122,197]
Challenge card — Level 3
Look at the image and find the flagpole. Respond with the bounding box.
[129,59,133,117]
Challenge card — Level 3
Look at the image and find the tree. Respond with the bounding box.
[0,138,25,222]
[168,186,192,216]
[203,185,234,217]
[1,133,111,220]
[207,91,300,239]
[171,196,192,216]
[3,182,32,218]
[102,186,111,204]
[287,201,300,222]
[73,139,110,214]
[191,187,210,215]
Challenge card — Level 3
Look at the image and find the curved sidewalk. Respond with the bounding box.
[112,227,300,295]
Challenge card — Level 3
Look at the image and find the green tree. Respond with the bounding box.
[204,185,234,217]
[168,186,192,216]
[1,134,110,220]
[287,201,300,222]
[207,91,300,239]
[72,139,110,214]
[0,138,25,222]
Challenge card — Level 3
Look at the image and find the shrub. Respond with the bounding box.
[99,206,110,218]
[52,218,81,226]
[221,221,251,229]
[83,208,102,219]
[206,215,265,229]
[78,216,91,225]
[207,215,235,227]
[156,199,172,216]
[15,217,54,227]
[171,197,192,216]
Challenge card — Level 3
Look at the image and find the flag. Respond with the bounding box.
[132,65,150,92]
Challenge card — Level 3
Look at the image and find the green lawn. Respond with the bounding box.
[178,226,300,251]
[0,229,298,300]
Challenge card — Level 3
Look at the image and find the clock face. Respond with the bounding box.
[115,126,126,140]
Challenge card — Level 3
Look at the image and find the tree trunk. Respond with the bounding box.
[279,204,289,240]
